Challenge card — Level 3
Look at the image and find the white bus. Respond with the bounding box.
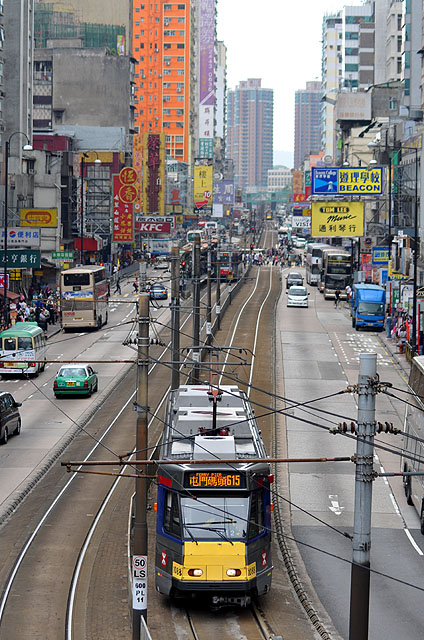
[305,243,329,285]
[0,322,47,376]
[60,265,108,330]
[401,355,424,533]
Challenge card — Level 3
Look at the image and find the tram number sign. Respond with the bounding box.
[132,555,147,610]
[184,471,244,489]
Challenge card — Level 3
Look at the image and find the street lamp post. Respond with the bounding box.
[3,132,32,326]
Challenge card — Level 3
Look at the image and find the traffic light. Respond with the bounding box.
[250,243,254,251]
[143,242,147,250]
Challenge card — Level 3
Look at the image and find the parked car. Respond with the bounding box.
[286,285,310,308]
[0,392,22,444]
[286,271,304,288]
[54,364,98,398]
[149,284,168,300]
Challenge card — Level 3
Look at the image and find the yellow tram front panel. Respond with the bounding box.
[172,541,256,582]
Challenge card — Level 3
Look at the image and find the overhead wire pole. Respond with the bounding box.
[171,245,180,390]
[349,352,377,640]
[191,235,201,383]
[206,242,212,346]
[132,292,149,634]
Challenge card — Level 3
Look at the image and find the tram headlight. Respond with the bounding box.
[226,569,241,577]
[188,569,203,577]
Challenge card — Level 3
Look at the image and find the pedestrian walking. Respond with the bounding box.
[133,278,139,294]
[334,288,341,308]
[115,277,121,295]
[386,310,393,339]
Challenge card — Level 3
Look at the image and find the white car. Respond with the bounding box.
[293,237,307,249]
[286,285,310,307]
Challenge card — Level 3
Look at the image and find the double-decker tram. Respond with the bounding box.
[60,265,108,330]
[155,384,273,607]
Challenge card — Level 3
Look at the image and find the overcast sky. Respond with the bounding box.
[217,0,345,164]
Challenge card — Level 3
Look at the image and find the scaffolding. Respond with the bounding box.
[34,3,125,50]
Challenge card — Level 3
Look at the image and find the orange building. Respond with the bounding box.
[133,1,191,163]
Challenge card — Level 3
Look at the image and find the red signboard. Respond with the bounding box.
[135,221,171,233]
[0,274,9,289]
[113,175,134,243]
[293,193,307,203]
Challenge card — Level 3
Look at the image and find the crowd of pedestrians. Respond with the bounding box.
[385,307,411,354]
[0,284,60,334]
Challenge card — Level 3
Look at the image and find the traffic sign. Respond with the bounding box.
[52,251,74,260]
[0,274,9,289]
[132,555,147,610]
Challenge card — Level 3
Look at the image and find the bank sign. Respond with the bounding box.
[312,167,383,195]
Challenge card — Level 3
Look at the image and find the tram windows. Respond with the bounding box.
[163,491,181,537]
[248,491,265,539]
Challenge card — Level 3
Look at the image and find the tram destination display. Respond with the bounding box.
[184,471,245,488]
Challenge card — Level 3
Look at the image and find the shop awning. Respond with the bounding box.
[0,289,20,300]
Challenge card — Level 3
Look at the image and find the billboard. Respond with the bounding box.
[20,208,57,227]
[311,202,364,237]
[194,165,213,210]
[312,167,383,195]
[198,0,215,158]
[213,180,235,205]
[292,170,303,195]
[142,133,165,214]
[0,228,40,247]
[112,174,134,243]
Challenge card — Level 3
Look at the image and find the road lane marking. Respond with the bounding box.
[404,529,424,555]
[328,495,344,515]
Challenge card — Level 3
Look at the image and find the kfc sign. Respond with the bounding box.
[136,221,171,233]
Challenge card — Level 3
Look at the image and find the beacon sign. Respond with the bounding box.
[312,167,383,195]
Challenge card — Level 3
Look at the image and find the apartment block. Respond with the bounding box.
[227,78,274,190]
[133,1,192,163]
[321,12,342,159]
[294,81,322,170]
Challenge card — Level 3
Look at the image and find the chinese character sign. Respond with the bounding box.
[213,180,235,205]
[311,202,364,237]
[312,167,383,195]
[194,165,213,209]
[142,133,165,214]
[0,250,41,268]
[198,0,215,155]
[0,228,40,247]
[112,175,134,243]
[292,170,303,195]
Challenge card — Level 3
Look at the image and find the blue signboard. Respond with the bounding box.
[312,167,383,195]
[311,168,338,194]
[372,246,389,265]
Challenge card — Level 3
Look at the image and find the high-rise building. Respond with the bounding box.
[402,0,422,112]
[227,79,273,190]
[341,3,375,90]
[132,1,192,163]
[294,81,322,170]
[383,1,403,83]
[321,12,342,159]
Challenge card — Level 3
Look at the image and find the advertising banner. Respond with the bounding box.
[0,228,40,247]
[292,170,303,195]
[311,202,364,237]
[0,249,41,268]
[372,246,389,265]
[142,133,165,214]
[194,165,213,210]
[213,180,235,205]
[312,167,383,195]
[136,221,171,234]
[20,209,57,227]
[112,174,134,243]
[136,215,176,229]
[198,0,215,157]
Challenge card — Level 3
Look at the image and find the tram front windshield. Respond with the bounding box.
[181,495,249,540]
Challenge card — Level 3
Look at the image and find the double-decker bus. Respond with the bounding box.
[401,355,424,533]
[60,265,108,330]
[0,322,47,376]
[323,250,351,299]
[305,243,328,285]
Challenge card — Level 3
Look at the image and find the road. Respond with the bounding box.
[277,265,424,640]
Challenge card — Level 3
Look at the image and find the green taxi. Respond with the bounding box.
[54,364,98,398]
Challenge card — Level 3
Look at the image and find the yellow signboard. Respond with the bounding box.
[388,260,407,280]
[338,168,382,194]
[20,208,57,227]
[311,202,364,237]
[194,165,213,208]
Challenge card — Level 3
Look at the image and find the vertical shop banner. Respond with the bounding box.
[133,133,143,214]
[198,0,215,158]
[194,165,213,211]
[142,133,165,214]
[292,170,303,195]
[112,175,134,243]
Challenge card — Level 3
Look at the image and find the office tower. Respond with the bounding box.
[133,1,192,162]
[402,0,422,111]
[294,81,322,170]
[384,1,403,83]
[321,12,343,159]
[227,79,274,190]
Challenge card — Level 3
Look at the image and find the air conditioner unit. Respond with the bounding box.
[410,109,423,121]
[176,88,181,92]
[165,61,170,66]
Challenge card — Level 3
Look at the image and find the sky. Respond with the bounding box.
[217,0,346,166]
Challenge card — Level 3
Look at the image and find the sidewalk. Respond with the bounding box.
[377,329,411,378]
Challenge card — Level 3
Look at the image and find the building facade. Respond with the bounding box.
[294,81,322,169]
[321,12,343,159]
[267,167,292,190]
[227,78,273,190]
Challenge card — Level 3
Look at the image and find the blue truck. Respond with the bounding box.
[351,284,386,331]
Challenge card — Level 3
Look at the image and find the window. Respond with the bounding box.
[345,63,358,72]
[177,17,185,23]
[178,3,185,8]
[177,43,184,49]
[164,3,172,9]
[345,32,359,40]
[163,491,181,537]
[177,56,184,62]
[397,14,402,31]
[164,43,171,50]
[164,30,175,36]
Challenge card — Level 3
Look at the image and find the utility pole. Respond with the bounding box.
[171,245,180,389]
[191,235,201,383]
[206,244,212,346]
[132,292,149,635]
[139,260,147,293]
[216,244,221,331]
[349,352,377,640]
